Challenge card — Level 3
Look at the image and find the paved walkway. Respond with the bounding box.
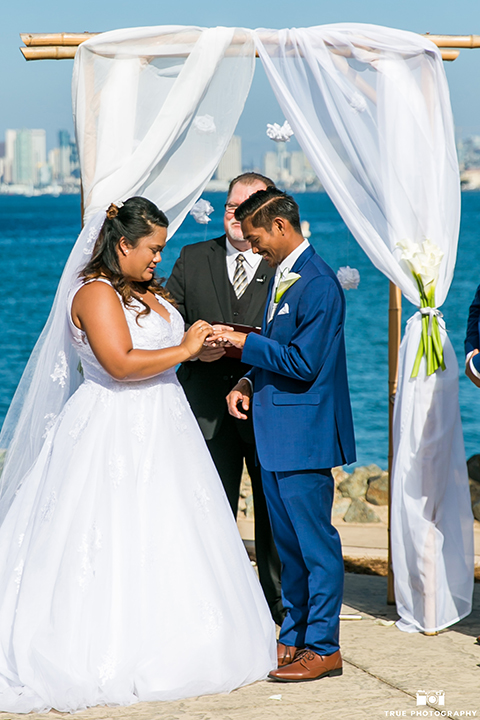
[336,520,480,565]
[0,525,478,720]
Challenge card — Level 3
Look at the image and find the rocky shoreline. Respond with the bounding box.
[238,456,480,525]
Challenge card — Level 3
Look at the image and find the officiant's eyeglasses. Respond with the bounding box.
[224,203,240,214]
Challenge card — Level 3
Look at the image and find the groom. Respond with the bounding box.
[223,187,355,682]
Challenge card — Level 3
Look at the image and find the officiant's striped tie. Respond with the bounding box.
[233,254,248,299]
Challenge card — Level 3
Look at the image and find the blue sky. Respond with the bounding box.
[2,0,480,164]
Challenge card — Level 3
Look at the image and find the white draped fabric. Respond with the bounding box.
[0,23,473,636]
[255,24,473,632]
[73,26,256,233]
[0,26,255,518]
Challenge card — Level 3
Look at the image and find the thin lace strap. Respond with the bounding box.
[83,277,112,287]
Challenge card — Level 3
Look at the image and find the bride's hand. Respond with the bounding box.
[182,321,214,359]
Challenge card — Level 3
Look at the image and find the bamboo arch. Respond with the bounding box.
[18,29,480,606]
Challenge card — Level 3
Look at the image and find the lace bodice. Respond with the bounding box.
[68,280,184,388]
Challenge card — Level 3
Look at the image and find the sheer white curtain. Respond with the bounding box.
[73,25,256,234]
[0,26,255,520]
[255,23,473,632]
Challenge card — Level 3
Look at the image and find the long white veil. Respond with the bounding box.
[0,25,255,520]
[0,212,106,522]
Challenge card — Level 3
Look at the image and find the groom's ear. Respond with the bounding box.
[272,217,287,237]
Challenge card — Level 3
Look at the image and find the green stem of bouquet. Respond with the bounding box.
[410,274,445,378]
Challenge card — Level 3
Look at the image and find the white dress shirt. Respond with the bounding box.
[225,239,263,285]
[267,239,310,322]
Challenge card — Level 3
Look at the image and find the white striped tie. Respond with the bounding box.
[233,254,248,299]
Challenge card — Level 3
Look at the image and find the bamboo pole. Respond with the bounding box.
[19,31,480,49]
[387,282,402,605]
[440,50,460,61]
[425,34,480,48]
[20,46,77,60]
[20,32,97,46]
[18,31,472,62]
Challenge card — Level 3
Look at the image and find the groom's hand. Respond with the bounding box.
[226,379,252,420]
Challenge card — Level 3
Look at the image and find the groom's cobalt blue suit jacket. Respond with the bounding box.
[242,245,356,473]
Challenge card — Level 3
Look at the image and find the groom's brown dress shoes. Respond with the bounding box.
[269,648,343,682]
[277,642,299,667]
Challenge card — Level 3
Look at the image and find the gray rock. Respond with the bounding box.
[467,454,480,484]
[331,497,352,520]
[344,498,381,523]
[337,467,369,499]
[473,499,480,523]
[332,466,350,486]
[470,479,480,507]
[245,494,254,519]
[366,472,389,506]
[364,463,383,479]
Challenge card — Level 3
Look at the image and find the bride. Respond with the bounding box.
[0,196,276,713]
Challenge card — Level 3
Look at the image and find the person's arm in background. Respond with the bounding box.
[465,284,480,387]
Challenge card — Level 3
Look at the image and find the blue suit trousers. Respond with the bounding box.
[261,468,344,655]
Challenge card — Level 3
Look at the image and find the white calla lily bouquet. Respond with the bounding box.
[397,239,445,377]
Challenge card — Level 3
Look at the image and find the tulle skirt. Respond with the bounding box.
[0,378,276,713]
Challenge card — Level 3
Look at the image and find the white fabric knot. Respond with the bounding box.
[337,266,360,290]
[266,121,294,142]
[190,199,214,224]
[419,307,443,336]
[193,114,216,134]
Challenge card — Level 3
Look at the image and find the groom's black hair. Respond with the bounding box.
[234,187,302,233]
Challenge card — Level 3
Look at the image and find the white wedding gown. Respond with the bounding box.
[0,281,276,713]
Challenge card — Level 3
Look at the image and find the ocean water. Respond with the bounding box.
[1,193,480,468]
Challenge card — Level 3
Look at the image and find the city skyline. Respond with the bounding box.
[4,124,480,195]
[0,127,80,194]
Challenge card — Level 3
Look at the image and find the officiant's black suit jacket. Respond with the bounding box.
[166,235,275,441]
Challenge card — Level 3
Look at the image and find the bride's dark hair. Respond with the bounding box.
[81,196,175,319]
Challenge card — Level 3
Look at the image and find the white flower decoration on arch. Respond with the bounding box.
[266,121,294,142]
[337,266,360,290]
[190,199,214,224]
[193,114,216,134]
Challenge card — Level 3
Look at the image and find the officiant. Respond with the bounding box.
[166,172,284,626]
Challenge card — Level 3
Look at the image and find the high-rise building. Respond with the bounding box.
[4,129,47,186]
[215,136,242,182]
[4,130,17,184]
[263,151,279,182]
[58,130,72,180]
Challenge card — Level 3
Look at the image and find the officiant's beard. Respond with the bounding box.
[226,218,246,245]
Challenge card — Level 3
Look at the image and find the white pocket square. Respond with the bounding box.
[278,303,290,316]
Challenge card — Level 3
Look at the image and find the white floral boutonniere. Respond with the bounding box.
[275,272,301,304]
